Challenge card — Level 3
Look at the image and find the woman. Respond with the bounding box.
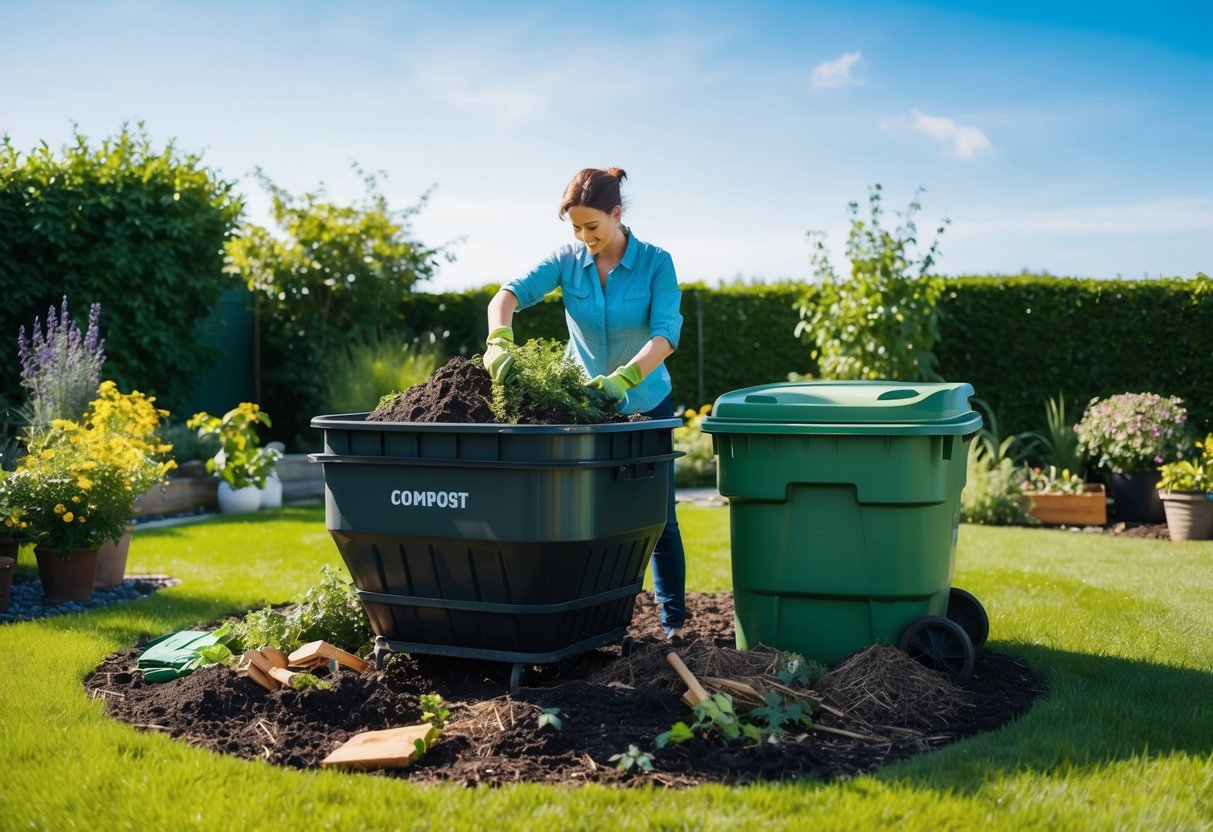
[482,167,687,638]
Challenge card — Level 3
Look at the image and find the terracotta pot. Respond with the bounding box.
[217,482,261,514]
[94,527,134,588]
[34,545,99,604]
[0,555,14,613]
[1107,470,1165,523]
[1159,491,1213,541]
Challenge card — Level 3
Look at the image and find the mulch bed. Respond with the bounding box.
[85,591,1046,787]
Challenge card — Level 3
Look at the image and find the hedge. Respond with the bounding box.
[399,274,1213,437]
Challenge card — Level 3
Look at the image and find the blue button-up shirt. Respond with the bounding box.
[504,231,683,414]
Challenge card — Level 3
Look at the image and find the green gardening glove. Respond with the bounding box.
[585,363,642,404]
[482,326,518,384]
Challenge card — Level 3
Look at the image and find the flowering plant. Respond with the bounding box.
[1157,434,1213,494]
[1020,465,1086,495]
[188,403,282,490]
[0,383,174,552]
[674,405,717,487]
[1073,393,1191,474]
[17,296,106,430]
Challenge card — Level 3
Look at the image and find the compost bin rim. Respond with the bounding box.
[700,412,983,436]
[311,413,683,433]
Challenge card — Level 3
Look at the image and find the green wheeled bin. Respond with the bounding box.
[700,381,988,681]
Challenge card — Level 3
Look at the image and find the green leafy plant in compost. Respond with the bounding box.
[609,745,655,773]
[537,707,563,731]
[290,673,331,691]
[230,565,372,654]
[488,338,615,424]
[420,693,450,729]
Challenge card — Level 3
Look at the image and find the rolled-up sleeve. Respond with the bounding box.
[648,251,683,349]
[504,253,562,310]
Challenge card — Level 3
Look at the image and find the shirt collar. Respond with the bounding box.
[577,228,638,272]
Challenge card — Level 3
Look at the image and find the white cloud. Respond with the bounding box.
[810,51,864,89]
[906,108,992,159]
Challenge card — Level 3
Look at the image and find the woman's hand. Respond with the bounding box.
[482,326,518,384]
[585,363,642,403]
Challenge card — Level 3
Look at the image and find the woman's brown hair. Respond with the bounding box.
[558,167,627,219]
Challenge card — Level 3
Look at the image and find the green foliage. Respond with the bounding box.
[226,166,448,446]
[1030,394,1084,475]
[488,339,615,424]
[290,673,331,691]
[1021,464,1086,495]
[420,693,450,729]
[608,744,655,773]
[319,332,443,415]
[748,690,815,736]
[673,405,717,487]
[187,403,282,490]
[1073,392,1192,474]
[935,274,1213,437]
[537,707,563,731]
[654,721,694,748]
[230,565,371,654]
[1157,434,1213,493]
[962,401,1036,526]
[0,124,243,414]
[796,185,948,381]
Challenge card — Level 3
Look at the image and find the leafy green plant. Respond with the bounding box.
[674,405,716,487]
[187,403,283,490]
[795,184,948,381]
[654,721,694,748]
[1157,434,1213,493]
[1036,394,1083,474]
[420,693,450,729]
[962,400,1035,526]
[537,708,563,731]
[0,124,243,414]
[488,339,615,424]
[230,567,371,655]
[748,691,815,736]
[290,673,332,691]
[1074,392,1191,474]
[319,332,443,414]
[608,744,655,773]
[1020,464,1086,495]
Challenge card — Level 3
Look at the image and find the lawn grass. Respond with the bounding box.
[2,504,1212,830]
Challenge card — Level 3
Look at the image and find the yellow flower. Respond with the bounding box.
[40,448,55,460]
[62,512,74,523]
[71,496,81,504]
[76,476,93,491]
[54,503,66,514]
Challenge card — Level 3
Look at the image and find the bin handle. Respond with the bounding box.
[308,452,682,470]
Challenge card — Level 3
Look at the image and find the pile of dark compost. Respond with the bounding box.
[85,592,1045,788]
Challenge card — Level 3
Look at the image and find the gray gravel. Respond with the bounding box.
[1,574,179,624]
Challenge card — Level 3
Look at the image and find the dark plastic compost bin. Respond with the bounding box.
[701,381,989,681]
[310,413,681,688]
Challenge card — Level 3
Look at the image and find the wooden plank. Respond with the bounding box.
[1027,485,1107,526]
[320,725,434,770]
[288,640,370,673]
[245,662,279,692]
[667,652,710,706]
[260,647,290,668]
[268,666,300,688]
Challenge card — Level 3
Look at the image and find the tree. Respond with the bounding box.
[0,123,243,412]
[795,184,948,381]
[226,167,451,445]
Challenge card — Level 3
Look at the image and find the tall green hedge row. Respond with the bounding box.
[400,275,1213,435]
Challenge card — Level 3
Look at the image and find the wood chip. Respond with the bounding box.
[288,640,370,673]
[320,725,435,770]
[260,647,289,668]
[245,662,279,691]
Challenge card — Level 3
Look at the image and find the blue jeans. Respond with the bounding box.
[643,394,687,630]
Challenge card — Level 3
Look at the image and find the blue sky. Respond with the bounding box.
[2,0,1210,291]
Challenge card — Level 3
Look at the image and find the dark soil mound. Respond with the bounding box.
[367,356,495,423]
[366,356,640,425]
[85,592,1046,787]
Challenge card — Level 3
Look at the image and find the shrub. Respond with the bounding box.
[674,406,717,487]
[319,332,443,415]
[487,339,614,425]
[1073,392,1191,475]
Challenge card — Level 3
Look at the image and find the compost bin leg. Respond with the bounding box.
[372,637,392,671]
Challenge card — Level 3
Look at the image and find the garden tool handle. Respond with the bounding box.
[666,651,710,704]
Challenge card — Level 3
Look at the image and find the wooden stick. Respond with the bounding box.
[667,652,710,705]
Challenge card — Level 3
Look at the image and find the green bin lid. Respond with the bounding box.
[700,381,982,436]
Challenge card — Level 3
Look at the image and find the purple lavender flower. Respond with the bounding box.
[14,295,106,429]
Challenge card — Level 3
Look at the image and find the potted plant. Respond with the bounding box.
[1074,392,1191,523]
[0,382,175,602]
[188,403,283,514]
[1156,434,1213,541]
[1020,465,1107,527]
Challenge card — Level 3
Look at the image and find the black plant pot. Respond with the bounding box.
[1107,470,1165,523]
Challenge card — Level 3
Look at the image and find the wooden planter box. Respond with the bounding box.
[1027,483,1108,526]
[131,468,219,517]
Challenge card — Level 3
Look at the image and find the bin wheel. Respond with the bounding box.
[509,663,528,693]
[898,616,975,683]
[946,587,989,649]
[620,636,637,657]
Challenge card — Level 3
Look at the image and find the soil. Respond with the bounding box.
[85,592,1046,787]
[367,356,641,425]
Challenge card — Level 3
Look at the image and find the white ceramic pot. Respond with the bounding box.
[217,482,262,514]
[259,471,283,509]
